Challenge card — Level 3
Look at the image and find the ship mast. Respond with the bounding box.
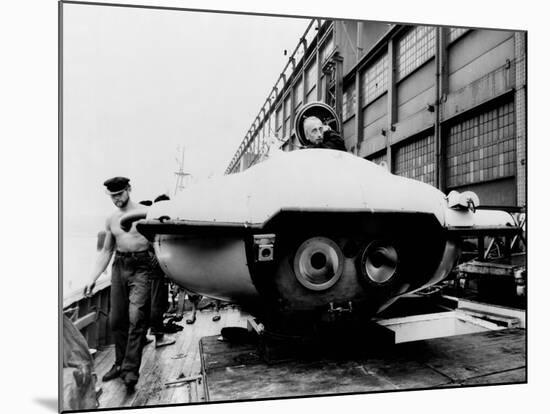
[174,146,191,196]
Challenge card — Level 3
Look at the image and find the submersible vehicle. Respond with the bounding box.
[128,104,519,333]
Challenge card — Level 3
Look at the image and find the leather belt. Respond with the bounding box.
[115,250,151,258]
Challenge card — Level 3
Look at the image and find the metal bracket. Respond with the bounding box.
[328,301,353,315]
[253,234,276,262]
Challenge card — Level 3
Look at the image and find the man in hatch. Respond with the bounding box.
[302,116,346,152]
[83,177,152,393]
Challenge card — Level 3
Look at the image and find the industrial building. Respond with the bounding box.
[226,19,526,208]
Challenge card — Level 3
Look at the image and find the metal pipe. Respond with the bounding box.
[316,19,323,101]
[357,22,364,61]
[435,27,443,190]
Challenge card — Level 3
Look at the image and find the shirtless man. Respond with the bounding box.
[83,177,152,393]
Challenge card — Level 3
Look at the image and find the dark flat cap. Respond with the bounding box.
[104,177,130,194]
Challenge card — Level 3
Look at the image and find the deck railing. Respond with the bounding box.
[63,277,112,350]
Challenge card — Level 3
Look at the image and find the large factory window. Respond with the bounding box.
[448,27,470,44]
[397,26,436,81]
[342,84,356,121]
[393,134,436,186]
[446,101,516,188]
[361,54,389,106]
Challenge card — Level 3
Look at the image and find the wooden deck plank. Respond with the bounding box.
[93,344,113,372]
[146,330,191,406]
[157,338,193,404]
[95,308,525,408]
[130,331,187,407]
[94,345,132,407]
[95,306,246,410]
[166,313,206,404]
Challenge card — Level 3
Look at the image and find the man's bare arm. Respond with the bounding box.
[83,220,116,296]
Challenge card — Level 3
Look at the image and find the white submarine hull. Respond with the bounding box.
[137,149,517,331]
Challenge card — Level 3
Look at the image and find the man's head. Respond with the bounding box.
[104,177,131,208]
[303,116,325,145]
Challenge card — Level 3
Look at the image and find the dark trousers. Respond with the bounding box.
[150,277,169,336]
[110,253,151,378]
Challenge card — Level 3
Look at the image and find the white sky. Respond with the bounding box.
[63,4,309,223]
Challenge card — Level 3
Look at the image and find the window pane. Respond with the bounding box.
[361,54,389,106]
[445,101,516,188]
[394,135,435,186]
[342,84,356,120]
[397,26,436,80]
